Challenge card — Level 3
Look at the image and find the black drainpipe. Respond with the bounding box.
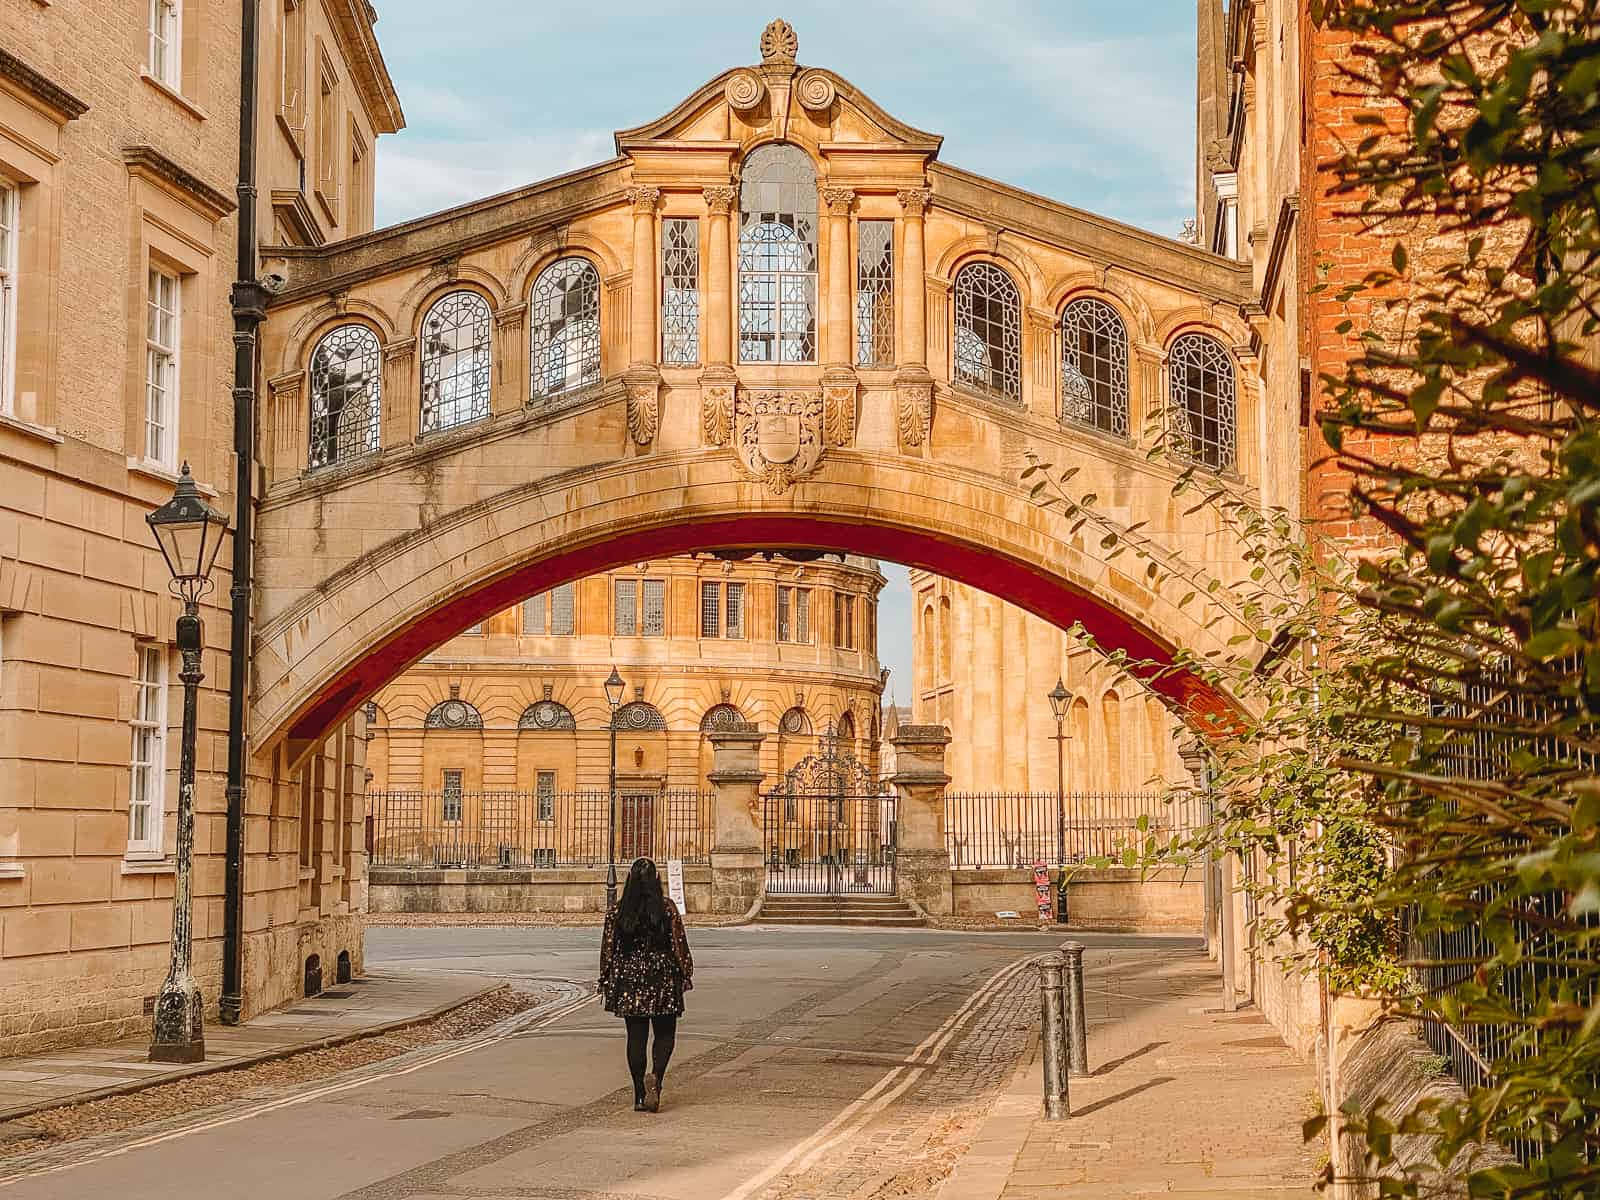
[221,0,265,1026]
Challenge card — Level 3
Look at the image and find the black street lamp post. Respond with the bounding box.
[145,463,230,1063]
[604,666,625,910]
[1047,678,1073,923]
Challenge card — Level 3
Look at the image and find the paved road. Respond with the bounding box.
[0,926,1191,1199]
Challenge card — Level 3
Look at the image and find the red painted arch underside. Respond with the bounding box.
[286,515,1235,747]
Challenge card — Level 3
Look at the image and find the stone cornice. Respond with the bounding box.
[122,146,236,220]
[929,163,1252,305]
[327,0,404,134]
[1259,194,1300,310]
[0,47,88,123]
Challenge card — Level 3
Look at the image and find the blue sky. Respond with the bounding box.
[369,0,1201,698]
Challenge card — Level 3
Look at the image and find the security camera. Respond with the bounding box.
[260,271,289,295]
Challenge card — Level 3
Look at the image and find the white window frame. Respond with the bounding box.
[145,266,180,469]
[777,585,811,644]
[128,644,169,857]
[0,180,16,418]
[148,0,183,89]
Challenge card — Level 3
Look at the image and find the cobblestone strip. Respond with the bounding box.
[751,960,1039,1200]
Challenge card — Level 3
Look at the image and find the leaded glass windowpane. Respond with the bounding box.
[856,220,894,367]
[738,144,817,364]
[308,324,381,469]
[522,593,545,635]
[796,587,810,642]
[549,582,575,636]
[530,257,601,400]
[726,582,745,639]
[1169,332,1236,472]
[700,580,719,638]
[1060,298,1129,437]
[661,218,699,364]
[536,771,556,821]
[776,585,791,643]
[642,579,665,637]
[614,579,637,637]
[420,290,491,434]
[441,769,463,822]
[952,263,1021,402]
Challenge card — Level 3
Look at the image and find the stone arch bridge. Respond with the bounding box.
[254,24,1269,775]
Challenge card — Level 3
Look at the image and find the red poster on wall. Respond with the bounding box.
[1032,859,1052,922]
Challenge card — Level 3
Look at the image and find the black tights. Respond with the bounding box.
[624,1014,678,1100]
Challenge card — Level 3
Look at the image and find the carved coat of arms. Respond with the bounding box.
[736,390,824,494]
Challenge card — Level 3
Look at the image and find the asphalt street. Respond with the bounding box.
[0,926,1201,1200]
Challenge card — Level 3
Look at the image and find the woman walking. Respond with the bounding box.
[599,858,694,1112]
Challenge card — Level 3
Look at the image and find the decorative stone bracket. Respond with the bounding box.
[895,370,934,451]
[622,366,660,447]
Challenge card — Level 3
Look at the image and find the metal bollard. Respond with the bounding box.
[1061,941,1088,1075]
[1037,952,1070,1119]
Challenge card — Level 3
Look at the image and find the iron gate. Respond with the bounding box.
[762,731,896,895]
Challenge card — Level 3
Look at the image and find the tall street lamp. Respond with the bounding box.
[604,666,625,910]
[1047,678,1073,923]
[145,463,229,1063]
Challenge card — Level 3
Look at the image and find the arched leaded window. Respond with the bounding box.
[952,263,1021,402]
[424,697,484,730]
[420,290,492,434]
[837,710,857,745]
[700,703,745,732]
[1168,332,1236,471]
[518,698,576,731]
[308,324,381,469]
[529,257,601,400]
[738,144,818,364]
[1060,298,1129,437]
[779,706,811,737]
[614,700,667,731]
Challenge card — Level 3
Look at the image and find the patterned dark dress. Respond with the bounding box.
[599,897,694,1017]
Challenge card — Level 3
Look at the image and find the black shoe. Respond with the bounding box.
[642,1072,660,1113]
[633,1096,646,1111]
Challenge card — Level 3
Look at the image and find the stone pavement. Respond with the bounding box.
[0,969,493,1122]
[940,948,1321,1199]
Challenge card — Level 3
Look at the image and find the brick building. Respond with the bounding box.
[0,0,400,1055]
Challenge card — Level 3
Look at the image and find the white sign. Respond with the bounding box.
[995,910,1020,920]
[666,858,686,910]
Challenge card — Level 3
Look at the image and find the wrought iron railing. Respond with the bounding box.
[367,788,711,868]
[943,790,1205,869]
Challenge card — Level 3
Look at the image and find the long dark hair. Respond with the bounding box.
[613,858,670,952]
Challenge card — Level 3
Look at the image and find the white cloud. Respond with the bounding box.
[375,129,613,228]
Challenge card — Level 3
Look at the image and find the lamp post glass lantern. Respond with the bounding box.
[145,463,229,1063]
[1047,679,1073,922]
[604,666,625,910]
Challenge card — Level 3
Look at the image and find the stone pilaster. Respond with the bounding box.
[890,723,952,916]
[380,337,417,450]
[491,302,528,417]
[708,722,766,915]
[822,186,854,366]
[895,187,934,453]
[625,185,661,367]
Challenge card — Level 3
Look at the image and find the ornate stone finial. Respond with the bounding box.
[542,682,554,700]
[761,18,798,66]
[703,185,737,215]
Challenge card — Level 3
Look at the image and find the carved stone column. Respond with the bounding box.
[896,188,929,369]
[702,186,735,369]
[626,185,661,365]
[624,186,663,446]
[895,188,934,453]
[265,370,304,481]
[708,722,766,916]
[1133,344,1164,448]
[822,186,854,365]
[380,337,416,450]
[890,723,952,916]
[699,185,738,447]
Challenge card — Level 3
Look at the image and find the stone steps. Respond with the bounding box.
[757,894,925,927]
